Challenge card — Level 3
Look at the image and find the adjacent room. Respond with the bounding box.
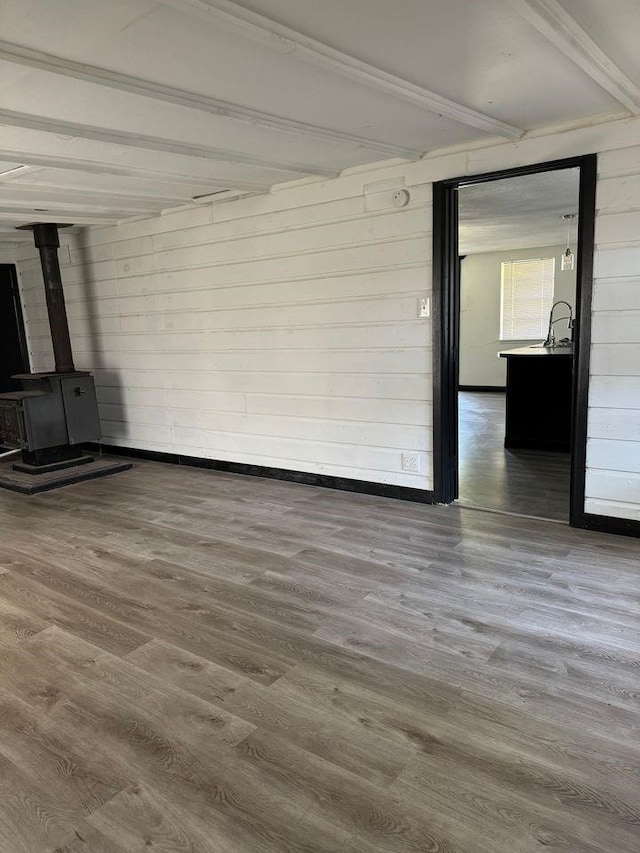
[0,2,638,852]
[457,168,580,521]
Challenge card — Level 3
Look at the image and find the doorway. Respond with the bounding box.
[432,155,597,528]
[0,265,29,393]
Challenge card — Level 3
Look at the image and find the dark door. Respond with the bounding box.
[0,265,28,392]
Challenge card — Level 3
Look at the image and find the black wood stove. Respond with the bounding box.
[0,223,101,474]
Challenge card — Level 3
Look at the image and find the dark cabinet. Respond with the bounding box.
[499,347,573,452]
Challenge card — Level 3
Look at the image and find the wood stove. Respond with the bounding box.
[0,371,101,471]
[0,223,102,474]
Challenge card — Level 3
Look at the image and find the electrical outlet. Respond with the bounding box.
[401,452,420,473]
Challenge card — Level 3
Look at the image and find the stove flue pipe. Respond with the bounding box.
[30,223,75,374]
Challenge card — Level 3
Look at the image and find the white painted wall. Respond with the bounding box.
[14,175,434,489]
[588,192,640,521]
[11,114,640,520]
[0,247,21,264]
[459,245,576,387]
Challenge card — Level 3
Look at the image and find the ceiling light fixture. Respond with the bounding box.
[561,213,576,271]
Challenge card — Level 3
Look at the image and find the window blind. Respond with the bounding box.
[500,257,555,340]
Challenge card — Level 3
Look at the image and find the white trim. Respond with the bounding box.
[506,0,640,113]
[161,0,524,139]
[0,209,120,225]
[0,182,189,205]
[0,149,271,192]
[0,40,421,161]
[0,109,336,177]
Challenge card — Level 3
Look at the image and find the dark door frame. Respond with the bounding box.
[432,154,597,528]
[0,264,30,379]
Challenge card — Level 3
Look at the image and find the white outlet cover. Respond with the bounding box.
[401,453,421,472]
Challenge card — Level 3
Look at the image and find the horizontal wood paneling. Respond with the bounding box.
[584,497,640,521]
[56,267,430,317]
[590,157,640,519]
[90,368,430,400]
[593,246,640,278]
[597,145,640,178]
[246,395,431,426]
[585,470,640,505]
[591,310,640,343]
[0,248,20,263]
[589,376,640,410]
[593,277,640,312]
[587,408,640,442]
[17,171,434,490]
[596,173,640,212]
[97,406,432,452]
[586,439,640,474]
[590,344,640,376]
[595,210,640,246]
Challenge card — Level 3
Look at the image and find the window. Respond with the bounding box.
[500,257,555,340]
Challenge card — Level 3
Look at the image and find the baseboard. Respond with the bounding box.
[85,443,436,505]
[458,385,506,392]
[582,513,640,538]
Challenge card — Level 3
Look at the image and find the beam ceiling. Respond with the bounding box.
[505,0,640,113]
[0,0,636,235]
[161,0,525,139]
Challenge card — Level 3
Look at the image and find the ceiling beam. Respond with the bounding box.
[0,176,191,204]
[0,40,421,161]
[2,181,190,204]
[0,208,120,226]
[1,200,159,217]
[0,185,183,212]
[0,149,271,192]
[161,0,524,139]
[505,0,640,113]
[0,109,335,177]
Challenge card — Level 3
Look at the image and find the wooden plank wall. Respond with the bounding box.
[14,172,434,489]
[588,146,640,521]
[12,116,640,518]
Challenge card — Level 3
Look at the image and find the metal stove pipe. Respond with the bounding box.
[31,223,75,374]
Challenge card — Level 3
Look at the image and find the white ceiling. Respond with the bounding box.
[1,0,639,243]
[458,168,581,254]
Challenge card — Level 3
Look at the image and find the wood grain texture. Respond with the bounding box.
[458,391,571,521]
[0,459,638,852]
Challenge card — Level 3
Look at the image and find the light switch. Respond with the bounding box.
[418,297,430,318]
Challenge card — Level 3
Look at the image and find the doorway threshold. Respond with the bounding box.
[454,500,569,525]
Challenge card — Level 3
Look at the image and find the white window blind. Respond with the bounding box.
[500,257,555,340]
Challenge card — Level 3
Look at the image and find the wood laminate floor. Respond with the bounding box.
[458,391,571,521]
[0,459,638,852]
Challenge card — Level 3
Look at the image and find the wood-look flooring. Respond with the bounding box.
[458,391,571,521]
[0,459,638,852]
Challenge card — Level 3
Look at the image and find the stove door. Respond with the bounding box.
[61,376,102,444]
[0,400,26,448]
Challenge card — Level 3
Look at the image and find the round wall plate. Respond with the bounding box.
[392,189,410,208]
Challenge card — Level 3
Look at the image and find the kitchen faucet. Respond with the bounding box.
[543,301,574,347]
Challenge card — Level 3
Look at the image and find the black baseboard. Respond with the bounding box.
[86,443,436,505]
[582,513,640,538]
[458,385,506,392]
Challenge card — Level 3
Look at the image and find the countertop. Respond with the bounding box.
[499,344,574,358]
